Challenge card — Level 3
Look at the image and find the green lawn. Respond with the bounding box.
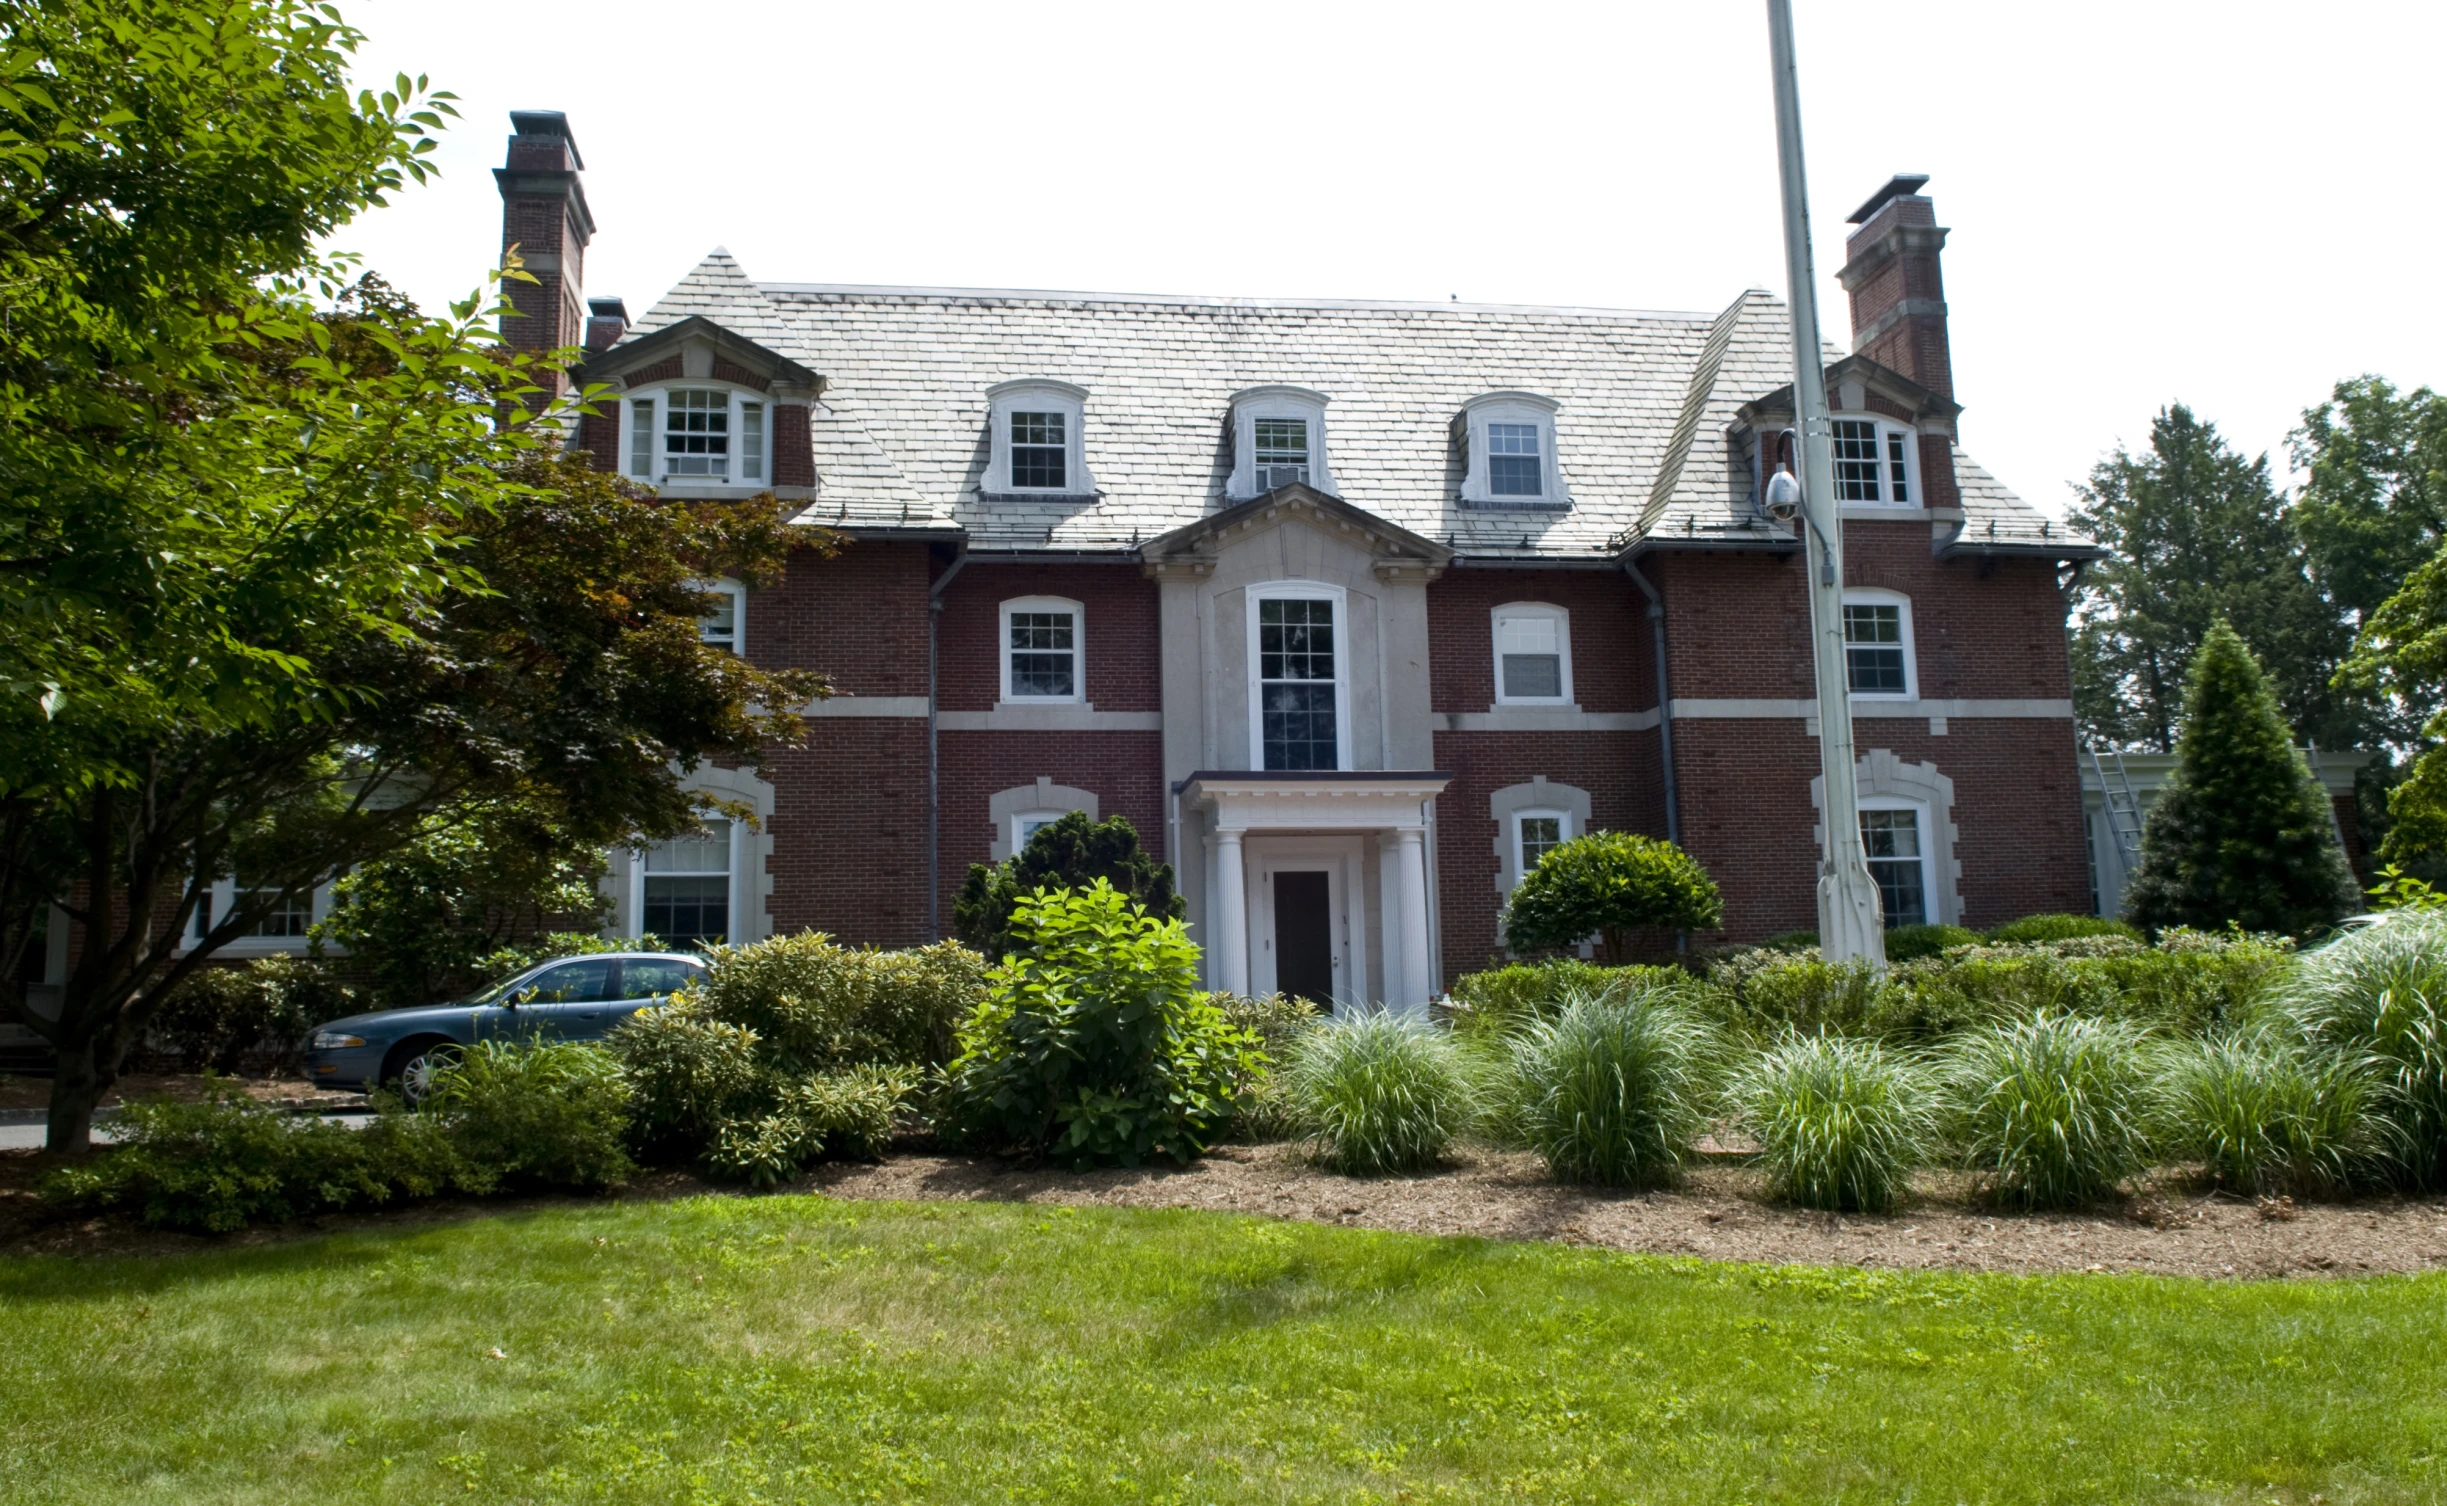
[1,1198,2441,1504]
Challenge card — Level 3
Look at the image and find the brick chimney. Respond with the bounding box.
[494,110,595,404]
[584,296,629,352]
[1835,174,1951,405]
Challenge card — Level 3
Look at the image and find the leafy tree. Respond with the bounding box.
[310,799,614,1012]
[2069,406,2353,752]
[2123,622,2357,937]
[952,812,1181,961]
[2293,378,2447,654]
[1501,831,1723,964]
[2339,541,2447,864]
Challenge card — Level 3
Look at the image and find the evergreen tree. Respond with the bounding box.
[953,813,1182,963]
[2124,622,2358,937]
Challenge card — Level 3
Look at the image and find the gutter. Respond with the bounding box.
[1621,560,1682,848]
[925,541,971,939]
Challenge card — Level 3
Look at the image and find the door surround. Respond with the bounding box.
[1244,835,1367,1010]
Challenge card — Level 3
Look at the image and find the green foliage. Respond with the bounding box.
[953,813,1182,962]
[1282,1011,1479,1175]
[609,1009,763,1148]
[1443,959,1687,1042]
[683,932,983,1074]
[939,882,1257,1166]
[311,802,612,1011]
[2342,541,2447,866]
[2277,909,2447,1187]
[148,955,358,1072]
[1728,1033,1936,1212]
[2366,863,2447,911]
[1703,952,1892,1038]
[1754,929,1819,953]
[1940,1014,2156,1209]
[2154,1029,2391,1195]
[2068,405,2356,752]
[1500,831,1722,963]
[1206,991,1323,1142]
[468,931,645,991]
[703,1066,917,1189]
[422,1040,633,1191]
[2124,622,2358,937]
[1882,923,1977,962]
[1495,981,1718,1188]
[1985,914,2141,945]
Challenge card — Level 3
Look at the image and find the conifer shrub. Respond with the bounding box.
[938,881,1259,1166]
[1495,981,1718,1187]
[2123,621,2359,938]
[1284,1011,1479,1175]
[1940,1014,2156,1208]
[2154,1029,2392,1195]
[1728,1033,1935,1212]
[952,812,1182,963]
[1500,831,1722,963]
[2277,909,2447,1187]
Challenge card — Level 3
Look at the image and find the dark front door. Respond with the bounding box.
[1272,870,1335,1006]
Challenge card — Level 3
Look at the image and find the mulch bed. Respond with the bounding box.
[6,1138,2446,1279]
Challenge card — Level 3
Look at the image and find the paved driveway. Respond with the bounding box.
[0,1112,372,1151]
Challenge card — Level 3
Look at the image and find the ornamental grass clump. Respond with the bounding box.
[1498,981,1717,1187]
[2155,1029,2391,1195]
[1285,1010,1478,1175]
[2277,908,2447,1187]
[1728,1032,1935,1212]
[1940,1013,2155,1209]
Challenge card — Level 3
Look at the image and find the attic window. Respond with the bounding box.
[985,380,1093,496]
[1228,386,1334,501]
[626,387,767,485]
[1253,418,1310,490]
[1458,392,1568,507]
[1832,418,1914,505]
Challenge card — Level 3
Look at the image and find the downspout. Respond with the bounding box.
[926,541,970,940]
[1622,559,1681,846]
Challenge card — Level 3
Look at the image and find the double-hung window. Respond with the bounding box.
[1488,424,1543,496]
[1459,392,1566,506]
[1009,411,1067,490]
[1516,810,1567,875]
[1493,604,1572,704]
[1228,387,1333,499]
[1841,590,1915,698]
[1256,596,1340,770]
[986,380,1093,496]
[699,580,745,656]
[1253,419,1310,491]
[1831,418,1915,505]
[629,389,766,484]
[1859,806,1930,928]
[1000,597,1083,703]
[641,820,732,949]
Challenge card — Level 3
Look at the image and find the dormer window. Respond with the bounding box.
[986,379,1093,496]
[1228,386,1334,500]
[1831,418,1915,505]
[1458,392,1568,507]
[626,387,767,486]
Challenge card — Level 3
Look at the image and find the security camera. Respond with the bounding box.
[1763,464,1803,522]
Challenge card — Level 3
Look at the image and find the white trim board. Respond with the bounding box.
[1669,698,2074,719]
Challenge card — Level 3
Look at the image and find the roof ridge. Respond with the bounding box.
[760,281,1750,322]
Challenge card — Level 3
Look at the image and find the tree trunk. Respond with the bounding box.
[45,1035,113,1155]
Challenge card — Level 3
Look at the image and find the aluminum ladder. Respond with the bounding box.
[2088,746,2146,870]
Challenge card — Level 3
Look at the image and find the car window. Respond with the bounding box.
[623,958,702,999]
[517,958,617,1004]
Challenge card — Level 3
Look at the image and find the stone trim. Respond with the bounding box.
[1811,749,1961,927]
[987,777,1099,862]
[604,763,778,945]
[1439,708,1658,733]
[940,708,1161,732]
[1488,776,1592,899]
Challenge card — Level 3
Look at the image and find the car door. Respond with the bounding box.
[497,957,621,1042]
[591,956,705,1041]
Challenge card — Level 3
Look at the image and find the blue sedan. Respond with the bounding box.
[303,951,707,1102]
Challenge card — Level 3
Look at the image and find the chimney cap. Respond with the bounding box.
[588,296,630,320]
[508,109,583,169]
[1845,173,1930,225]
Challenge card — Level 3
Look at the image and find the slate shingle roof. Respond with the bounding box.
[629,250,2081,557]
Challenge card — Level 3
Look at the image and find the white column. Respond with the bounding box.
[1394,826,1432,1011]
[1377,834,1403,1009]
[1212,828,1249,997]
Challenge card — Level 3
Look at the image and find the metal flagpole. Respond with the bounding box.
[1764,0,1886,966]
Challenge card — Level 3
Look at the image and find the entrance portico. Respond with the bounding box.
[1180,771,1451,1011]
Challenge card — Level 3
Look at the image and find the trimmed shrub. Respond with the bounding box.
[1501,831,1723,963]
[1729,1032,1935,1212]
[149,955,359,1072]
[680,932,983,1072]
[1444,959,1687,1042]
[2277,909,2447,1187]
[1986,914,2141,946]
[1497,981,1717,1187]
[423,1040,633,1190]
[1940,1014,2156,1208]
[939,881,1260,1166]
[1755,930,1819,954]
[1284,1010,1478,1175]
[2155,1030,2392,1195]
[1883,924,1978,962]
[1702,952,1895,1038]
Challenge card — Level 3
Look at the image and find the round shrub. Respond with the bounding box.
[1498,982,1717,1187]
[1729,1032,1934,1212]
[2277,909,2447,1187]
[2155,1029,2391,1195]
[149,955,358,1072]
[1882,924,1978,962]
[1285,1010,1478,1175]
[686,932,985,1073]
[1940,1013,2155,1208]
[1501,831,1722,963]
[1985,914,2141,946]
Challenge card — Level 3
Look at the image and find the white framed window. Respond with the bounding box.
[999,596,1085,704]
[625,387,768,486]
[1248,583,1351,771]
[1227,386,1334,500]
[1492,603,1573,705]
[1859,799,1932,928]
[1830,417,1916,505]
[1841,588,1916,699]
[186,875,330,953]
[985,379,1094,496]
[1514,808,1571,879]
[637,819,734,950]
[1458,392,1569,506]
[1011,811,1066,855]
[699,579,746,656]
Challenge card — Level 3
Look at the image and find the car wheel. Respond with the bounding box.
[388,1040,462,1108]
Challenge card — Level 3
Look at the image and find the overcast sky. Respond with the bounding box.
[337,0,2444,519]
